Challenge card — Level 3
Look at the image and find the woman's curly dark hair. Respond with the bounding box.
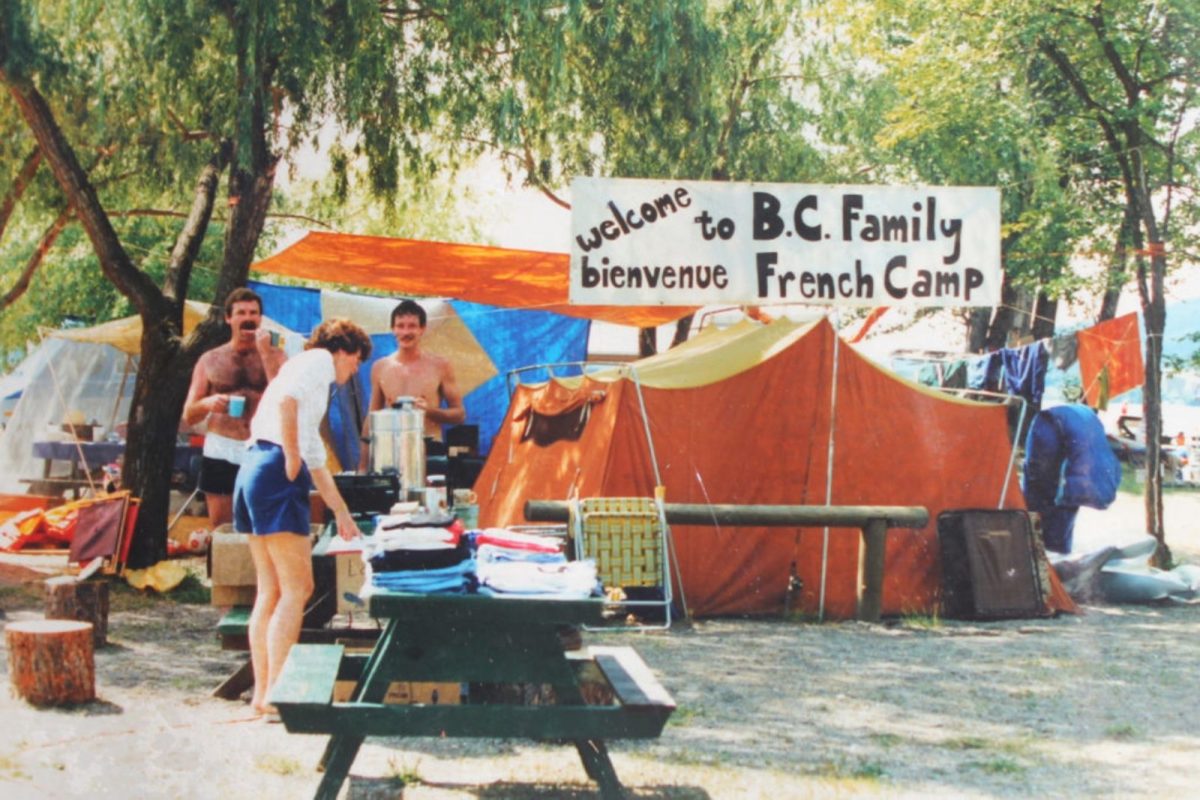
[306,318,372,360]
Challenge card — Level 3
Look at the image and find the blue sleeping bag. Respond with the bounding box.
[1023,404,1122,553]
[1024,404,1121,510]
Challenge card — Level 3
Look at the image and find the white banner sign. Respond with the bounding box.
[569,177,1001,307]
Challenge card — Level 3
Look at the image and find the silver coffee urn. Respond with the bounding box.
[368,397,425,498]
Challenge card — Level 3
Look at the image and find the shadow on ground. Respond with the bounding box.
[348,776,711,799]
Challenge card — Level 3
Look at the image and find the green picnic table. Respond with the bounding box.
[268,591,676,800]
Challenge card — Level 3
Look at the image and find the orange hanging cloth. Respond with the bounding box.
[1076,313,1143,409]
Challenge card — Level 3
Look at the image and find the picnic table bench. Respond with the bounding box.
[268,591,675,800]
[212,606,379,700]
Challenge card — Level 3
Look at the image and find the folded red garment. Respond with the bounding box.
[474,528,563,553]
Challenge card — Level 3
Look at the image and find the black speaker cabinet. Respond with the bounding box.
[938,509,1045,620]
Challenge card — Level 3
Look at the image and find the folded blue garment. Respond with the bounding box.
[370,576,472,594]
[369,558,477,594]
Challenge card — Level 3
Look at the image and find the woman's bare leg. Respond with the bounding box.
[247,535,281,714]
[262,532,315,702]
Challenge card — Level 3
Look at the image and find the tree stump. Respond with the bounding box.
[6,619,96,706]
[44,576,110,647]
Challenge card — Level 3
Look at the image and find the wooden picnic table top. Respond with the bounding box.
[365,589,609,627]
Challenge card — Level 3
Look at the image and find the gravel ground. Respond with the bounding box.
[1,490,1198,800]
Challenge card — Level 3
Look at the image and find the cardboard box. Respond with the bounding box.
[334,552,367,614]
[210,584,256,607]
[211,527,257,586]
[211,526,256,606]
[209,524,325,608]
[332,680,461,705]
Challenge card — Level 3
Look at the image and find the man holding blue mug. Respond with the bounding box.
[183,288,287,528]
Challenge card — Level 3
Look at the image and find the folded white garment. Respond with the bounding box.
[366,526,458,555]
[477,558,598,597]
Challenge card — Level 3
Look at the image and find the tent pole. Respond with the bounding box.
[818,311,842,623]
[39,330,98,495]
[628,364,690,622]
[998,395,1027,509]
[108,354,134,433]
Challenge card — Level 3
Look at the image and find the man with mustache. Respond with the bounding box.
[359,299,464,470]
[184,288,287,528]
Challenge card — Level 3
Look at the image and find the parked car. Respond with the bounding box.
[1107,415,1188,478]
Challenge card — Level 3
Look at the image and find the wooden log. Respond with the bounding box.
[44,576,110,647]
[5,619,95,706]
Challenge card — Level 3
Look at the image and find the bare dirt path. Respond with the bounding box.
[0,490,1197,799]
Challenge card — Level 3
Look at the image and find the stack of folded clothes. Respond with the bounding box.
[363,509,475,595]
[472,528,601,599]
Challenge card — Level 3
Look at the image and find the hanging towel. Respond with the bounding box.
[1077,313,1143,408]
[967,351,1003,391]
[941,359,969,389]
[1001,341,1049,409]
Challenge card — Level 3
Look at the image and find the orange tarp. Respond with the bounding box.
[475,318,1074,619]
[252,231,695,328]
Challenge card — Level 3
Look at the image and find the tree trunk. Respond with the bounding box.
[670,314,694,349]
[1030,291,1057,342]
[984,277,1021,352]
[1098,206,1136,322]
[6,619,95,706]
[44,576,110,647]
[966,307,991,353]
[638,327,657,357]
[122,330,195,569]
[1141,253,1169,566]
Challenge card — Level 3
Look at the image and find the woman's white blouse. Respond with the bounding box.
[249,348,333,469]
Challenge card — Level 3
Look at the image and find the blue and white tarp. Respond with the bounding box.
[248,281,590,463]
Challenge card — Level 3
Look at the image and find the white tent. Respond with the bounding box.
[0,302,298,494]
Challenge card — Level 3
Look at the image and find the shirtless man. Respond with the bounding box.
[360,299,464,470]
[183,288,287,527]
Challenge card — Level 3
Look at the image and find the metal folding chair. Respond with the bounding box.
[571,496,673,630]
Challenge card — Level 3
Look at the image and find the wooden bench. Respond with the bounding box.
[270,643,345,707]
[269,644,675,741]
[590,645,676,711]
[212,608,378,700]
[216,606,252,646]
[18,477,96,500]
[213,607,253,699]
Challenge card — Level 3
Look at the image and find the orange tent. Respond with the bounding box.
[253,231,694,328]
[476,317,1074,619]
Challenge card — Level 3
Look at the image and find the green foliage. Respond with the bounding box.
[166,572,211,605]
[819,0,1100,305]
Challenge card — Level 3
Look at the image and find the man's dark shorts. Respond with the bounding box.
[198,456,240,495]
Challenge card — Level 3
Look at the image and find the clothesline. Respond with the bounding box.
[899,312,1143,413]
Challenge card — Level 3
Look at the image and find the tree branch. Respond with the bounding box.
[1039,40,1137,201]
[0,205,71,311]
[1086,5,1142,103]
[165,106,215,142]
[163,140,233,302]
[519,136,570,209]
[0,146,42,242]
[713,37,773,181]
[462,134,572,210]
[1,67,167,320]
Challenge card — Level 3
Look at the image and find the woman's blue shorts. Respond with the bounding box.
[232,441,312,536]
